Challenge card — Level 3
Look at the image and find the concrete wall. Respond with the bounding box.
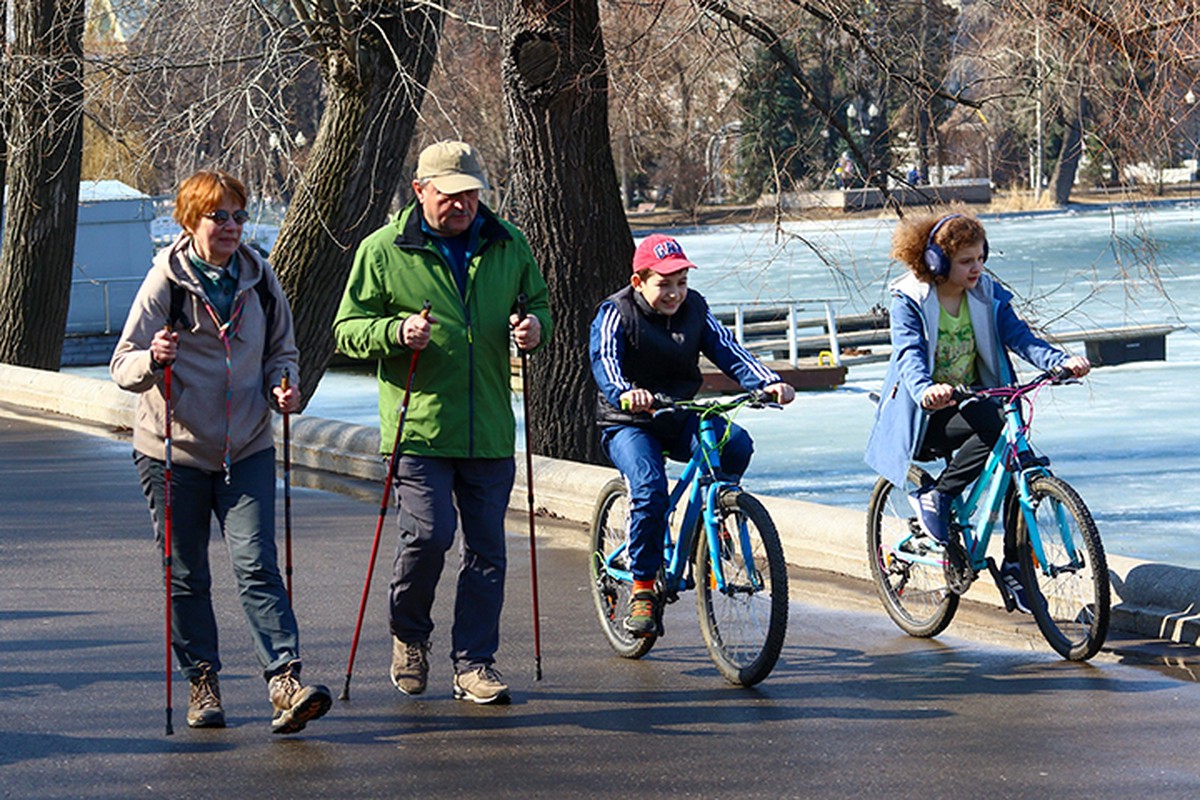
[1,362,1197,647]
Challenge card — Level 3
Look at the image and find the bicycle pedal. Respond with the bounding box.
[986,558,1018,613]
[942,539,974,595]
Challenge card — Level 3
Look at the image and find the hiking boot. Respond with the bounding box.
[908,486,951,544]
[999,560,1033,614]
[452,665,510,705]
[624,589,658,638]
[187,662,225,729]
[390,637,430,695]
[268,660,332,735]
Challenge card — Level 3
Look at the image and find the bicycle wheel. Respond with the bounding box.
[588,477,656,659]
[1014,475,1110,661]
[694,490,788,686]
[866,469,958,638]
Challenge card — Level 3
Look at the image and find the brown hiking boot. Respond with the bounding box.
[187,662,226,728]
[268,660,332,735]
[390,637,431,695]
[452,665,510,705]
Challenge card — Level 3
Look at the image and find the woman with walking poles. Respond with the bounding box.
[111,169,332,734]
[332,140,551,705]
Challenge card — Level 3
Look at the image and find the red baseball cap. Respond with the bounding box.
[633,234,698,274]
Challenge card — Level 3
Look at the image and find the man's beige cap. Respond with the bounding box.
[415,141,490,194]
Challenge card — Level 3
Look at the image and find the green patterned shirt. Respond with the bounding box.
[933,303,978,386]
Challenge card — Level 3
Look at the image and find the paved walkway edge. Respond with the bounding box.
[2,362,1196,647]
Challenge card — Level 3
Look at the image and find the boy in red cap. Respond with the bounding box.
[589,234,795,637]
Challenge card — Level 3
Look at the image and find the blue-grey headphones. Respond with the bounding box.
[923,214,988,278]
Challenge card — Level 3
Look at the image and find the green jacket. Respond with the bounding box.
[332,201,552,458]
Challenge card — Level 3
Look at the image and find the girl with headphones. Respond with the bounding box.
[863,212,1091,611]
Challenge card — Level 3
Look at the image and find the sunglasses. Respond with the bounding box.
[203,209,251,225]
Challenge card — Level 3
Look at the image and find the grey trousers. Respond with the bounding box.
[136,447,298,680]
[389,455,514,672]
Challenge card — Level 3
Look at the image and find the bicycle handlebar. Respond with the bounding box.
[951,364,1077,404]
[646,389,781,415]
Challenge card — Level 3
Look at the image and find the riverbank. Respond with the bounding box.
[626,183,1200,231]
[3,362,1198,656]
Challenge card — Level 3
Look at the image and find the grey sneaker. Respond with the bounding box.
[390,638,431,695]
[452,665,510,705]
[187,662,226,728]
[267,660,332,735]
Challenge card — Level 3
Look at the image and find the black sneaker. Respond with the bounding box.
[187,662,226,729]
[268,660,332,735]
[624,589,658,638]
[999,560,1033,614]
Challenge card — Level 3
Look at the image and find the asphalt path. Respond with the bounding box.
[1,411,1198,799]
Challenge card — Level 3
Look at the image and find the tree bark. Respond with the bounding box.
[1051,91,1088,207]
[501,0,632,464]
[0,0,84,369]
[271,3,442,407]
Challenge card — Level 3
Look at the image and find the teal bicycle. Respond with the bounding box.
[589,392,789,686]
[867,367,1110,661]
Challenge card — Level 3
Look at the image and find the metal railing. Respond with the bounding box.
[710,298,848,368]
[71,276,143,334]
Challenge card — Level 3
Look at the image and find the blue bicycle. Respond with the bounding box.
[589,392,789,686]
[867,367,1110,661]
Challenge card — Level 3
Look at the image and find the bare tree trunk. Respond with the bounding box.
[1051,91,1088,206]
[501,0,632,464]
[272,4,442,407]
[0,0,8,230]
[0,0,84,369]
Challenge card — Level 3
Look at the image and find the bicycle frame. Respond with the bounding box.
[599,405,754,598]
[895,378,1081,578]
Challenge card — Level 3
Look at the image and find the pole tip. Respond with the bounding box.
[339,675,351,702]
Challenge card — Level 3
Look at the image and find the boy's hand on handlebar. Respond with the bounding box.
[764,381,795,405]
[920,383,956,411]
[619,388,655,413]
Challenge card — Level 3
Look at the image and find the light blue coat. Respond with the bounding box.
[863,272,1066,488]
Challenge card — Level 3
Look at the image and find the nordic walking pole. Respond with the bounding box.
[340,300,431,702]
[280,369,294,602]
[161,325,175,736]
[515,294,543,680]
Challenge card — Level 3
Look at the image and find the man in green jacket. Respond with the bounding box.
[333,141,552,705]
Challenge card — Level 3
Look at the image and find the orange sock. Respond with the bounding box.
[632,579,655,593]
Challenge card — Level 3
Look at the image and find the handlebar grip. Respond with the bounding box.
[1048,364,1074,382]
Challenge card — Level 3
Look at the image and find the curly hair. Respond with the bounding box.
[173,170,247,234]
[891,211,988,284]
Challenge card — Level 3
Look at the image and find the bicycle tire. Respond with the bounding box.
[588,477,656,659]
[1014,475,1110,661]
[694,490,788,686]
[866,469,958,638]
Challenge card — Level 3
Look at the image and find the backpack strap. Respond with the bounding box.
[167,282,190,330]
[169,273,277,359]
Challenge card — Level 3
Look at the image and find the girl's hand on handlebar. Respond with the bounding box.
[764,381,795,405]
[619,388,655,413]
[920,383,956,411]
[1061,355,1091,379]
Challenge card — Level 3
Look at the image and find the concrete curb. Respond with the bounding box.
[2,362,1196,647]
